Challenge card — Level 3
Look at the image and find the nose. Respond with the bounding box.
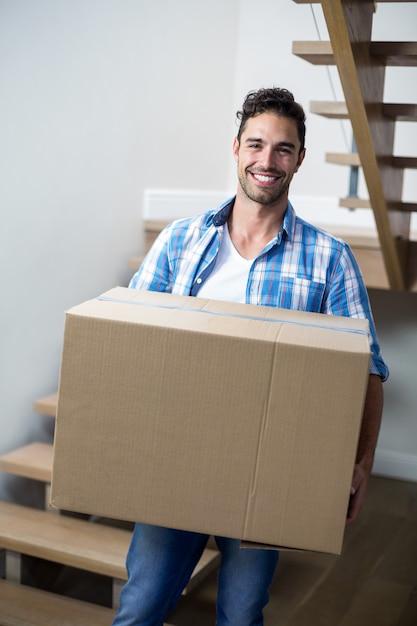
[259,147,276,170]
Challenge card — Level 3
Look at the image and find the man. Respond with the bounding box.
[112,87,388,626]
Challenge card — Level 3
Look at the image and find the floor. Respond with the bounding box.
[168,474,417,625]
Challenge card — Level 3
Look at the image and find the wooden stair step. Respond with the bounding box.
[310,100,350,119]
[371,41,417,67]
[33,392,58,416]
[0,500,131,579]
[339,197,372,210]
[292,40,334,65]
[0,500,220,592]
[293,0,415,3]
[0,579,175,626]
[338,197,417,213]
[0,579,116,626]
[392,156,417,168]
[387,201,417,212]
[0,442,53,482]
[310,101,417,121]
[326,152,361,167]
[383,103,417,121]
[292,40,417,66]
[326,153,417,170]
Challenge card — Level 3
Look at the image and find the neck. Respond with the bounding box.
[227,193,287,260]
[231,189,287,239]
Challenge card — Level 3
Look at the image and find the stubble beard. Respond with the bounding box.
[238,169,290,207]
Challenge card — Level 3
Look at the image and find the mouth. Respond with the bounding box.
[250,171,281,186]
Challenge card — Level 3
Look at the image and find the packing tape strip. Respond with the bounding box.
[96,294,370,337]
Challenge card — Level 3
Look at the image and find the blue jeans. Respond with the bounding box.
[112,523,279,626]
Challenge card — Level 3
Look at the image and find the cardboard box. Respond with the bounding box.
[51,287,370,554]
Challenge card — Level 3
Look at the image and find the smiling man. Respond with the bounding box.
[113,87,388,626]
[229,98,305,261]
[234,103,305,207]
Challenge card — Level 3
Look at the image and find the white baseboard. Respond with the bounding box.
[373,449,417,483]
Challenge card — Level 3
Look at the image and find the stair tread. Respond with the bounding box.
[326,153,417,169]
[339,197,372,210]
[33,392,58,416]
[293,40,417,66]
[292,40,334,65]
[293,0,415,3]
[0,500,220,592]
[0,579,115,626]
[371,41,417,66]
[0,579,175,626]
[310,101,349,119]
[392,156,417,168]
[0,500,131,578]
[338,197,417,213]
[310,101,417,122]
[387,201,417,212]
[0,442,53,482]
[326,152,361,166]
[383,103,417,121]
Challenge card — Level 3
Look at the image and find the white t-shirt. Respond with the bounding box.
[197,224,254,303]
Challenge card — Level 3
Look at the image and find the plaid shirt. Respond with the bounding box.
[130,197,388,380]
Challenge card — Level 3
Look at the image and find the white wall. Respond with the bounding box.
[0,0,239,502]
[0,0,416,504]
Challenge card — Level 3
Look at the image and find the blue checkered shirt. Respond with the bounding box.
[130,197,388,380]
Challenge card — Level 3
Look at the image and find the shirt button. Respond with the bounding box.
[196,278,202,284]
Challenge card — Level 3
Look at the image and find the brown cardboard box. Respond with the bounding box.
[51,287,370,554]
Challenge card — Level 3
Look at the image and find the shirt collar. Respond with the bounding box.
[212,196,235,226]
[212,196,296,243]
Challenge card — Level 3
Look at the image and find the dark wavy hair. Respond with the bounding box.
[236,87,306,154]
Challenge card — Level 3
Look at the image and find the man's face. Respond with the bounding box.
[233,112,305,207]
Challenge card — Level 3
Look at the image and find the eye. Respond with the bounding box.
[277,145,295,156]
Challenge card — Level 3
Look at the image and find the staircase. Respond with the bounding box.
[0,394,220,625]
[292,0,417,291]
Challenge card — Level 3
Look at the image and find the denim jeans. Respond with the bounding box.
[112,523,279,626]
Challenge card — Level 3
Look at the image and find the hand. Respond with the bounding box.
[346,463,369,525]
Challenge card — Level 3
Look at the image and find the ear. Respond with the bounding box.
[295,148,306,173]
[233,137,240,162]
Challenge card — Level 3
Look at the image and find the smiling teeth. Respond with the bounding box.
[254,174,276,182]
